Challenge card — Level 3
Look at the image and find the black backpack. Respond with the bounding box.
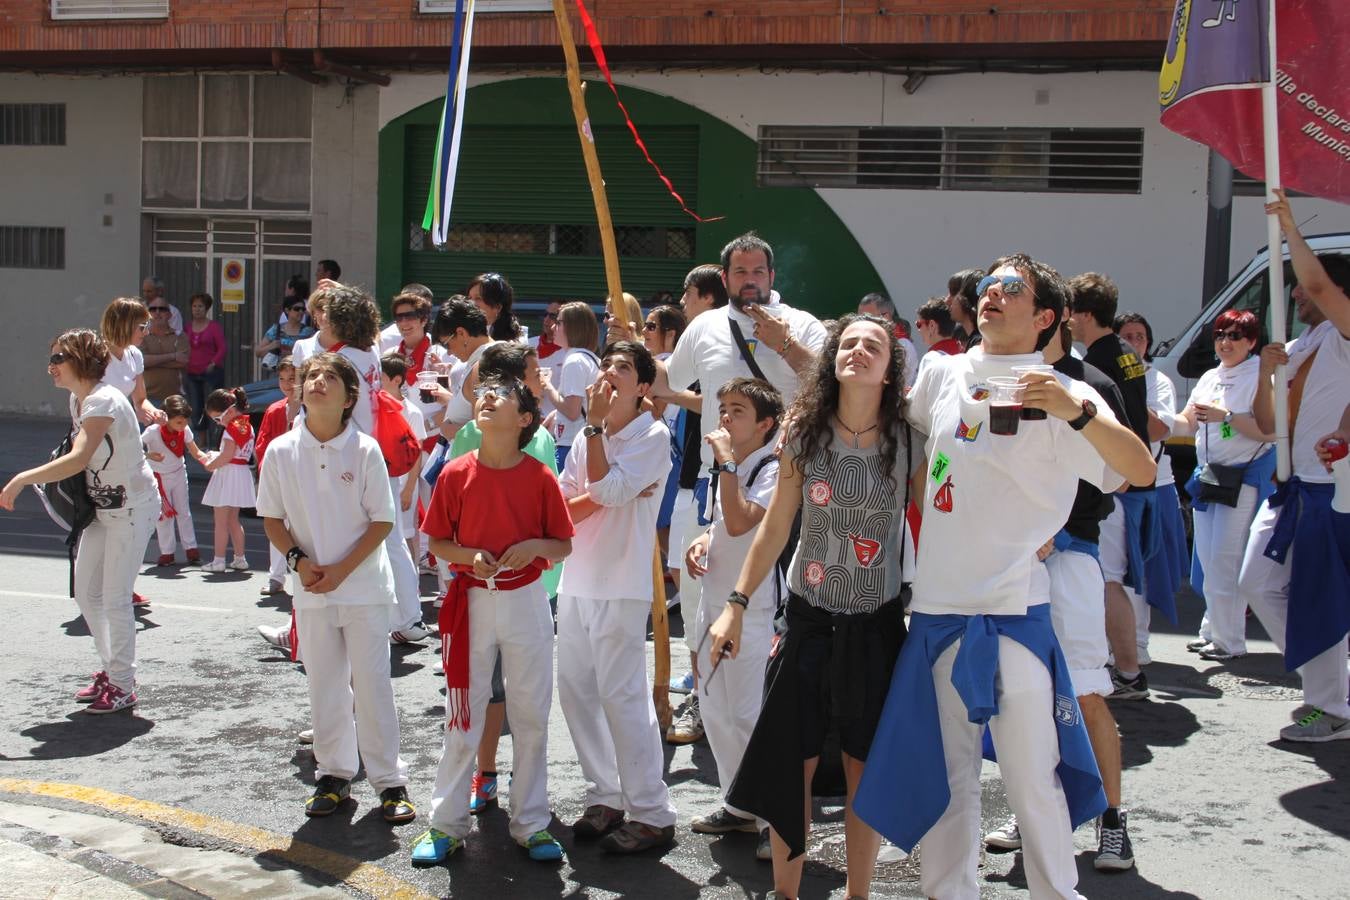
[32,431,108,597]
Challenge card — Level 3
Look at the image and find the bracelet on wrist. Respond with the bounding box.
[779,334,793,353]
[727,591,749,609]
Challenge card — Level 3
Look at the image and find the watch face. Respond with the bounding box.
[1083,399,1097,417]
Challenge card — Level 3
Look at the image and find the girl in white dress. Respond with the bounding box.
[199,386,256,573]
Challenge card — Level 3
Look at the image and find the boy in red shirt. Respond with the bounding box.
[412,375,574,865]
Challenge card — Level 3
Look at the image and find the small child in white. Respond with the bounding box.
[199,387,255,573]
[144,394,206,566]
[379,352,428,601]
[557,340,678,854]
[254,351,416,823]
[683,377,783,845]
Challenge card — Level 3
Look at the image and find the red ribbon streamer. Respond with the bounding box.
[571,0,723,224]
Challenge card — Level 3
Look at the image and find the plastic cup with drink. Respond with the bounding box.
[987,376,1028,436]
[1011,364,1054,420]
[1326,438,1350,514]
[416,370,440,404]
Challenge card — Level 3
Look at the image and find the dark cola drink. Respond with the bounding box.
[437,374,450,390]
[990,402,1022,435]
[420,386,435,403]
[1021,407,1047,420]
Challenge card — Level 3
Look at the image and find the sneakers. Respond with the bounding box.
[229,556,249,571]
[572,804,625,840]
[391,623,431,644]
[984,816,1022,851]
[523,830,565,862]
[305,775,351,817]
[258,623,292,652]
[599,820,675,854]
[156,554,175,567]
[1186,637,1210,653]
[691,807,758,834]
[86,683,137,714]
[1290,702,1317,723]
[411,828,462,865]
[1197,642,1246,661]
[756,827,772,861]
[201,560,227,574]
[666,696,704,744]
[260,579,285,595]
[297,728,314,744]
[75,671,109,703]
[1280,708,1350,743]
[131,591,151,606]
[669,671,694,694]
[185,548,201,565]
[1094,810,1135,871]
[469,771,498,814]
[1108,667,1150,700]
[380,786,417,824]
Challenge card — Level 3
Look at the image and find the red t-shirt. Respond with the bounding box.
[255,398,290,467]
[421,452,574,587]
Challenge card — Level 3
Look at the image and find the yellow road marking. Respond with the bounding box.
[0,779,434,900]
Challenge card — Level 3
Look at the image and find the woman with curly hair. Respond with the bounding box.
[320,283,382,435]
[708,314,922,900]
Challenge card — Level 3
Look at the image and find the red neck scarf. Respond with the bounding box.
[399,334,432,380]
[160,424,186,458]
[225,417,253,447]
[536,336,562,360]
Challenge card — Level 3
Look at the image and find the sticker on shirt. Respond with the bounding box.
[1117,351,1146,381]
[969,384,990,401]
[744,338,758,356]
[955,419,982,443]
[933,474,954,513]
[849,533,882,568]
[1055,693,1080,727]
[803,560,826,586]
[929,452,951,484]
[807,479,832,506]
[1219,421,1235,440]
[341,471,355,484]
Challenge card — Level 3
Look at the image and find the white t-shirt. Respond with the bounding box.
[702,441,780,610]
[553,347,601,448]
[898,336,919,390]
[400,396,428,443]
[665,301,828,466]
[1287,320,1350,483]
[653,352,681,432]
[335,344,380,436]
[142,422,194,475]
[290,334,321,370]
[254,422,396,609]
[537,346,567,423]
[70,384,158,512]
[378,322,402,354]
[558,411,672,601]
[1187,356,1267,466]
[1145,365,1178,487]
[102,345,144,398]
[444,342,490,428]
[905,347,1121,616]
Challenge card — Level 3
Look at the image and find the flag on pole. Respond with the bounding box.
[423,0,478,247]
[1159,0,1350,203]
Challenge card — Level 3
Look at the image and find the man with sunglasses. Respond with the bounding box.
[142,298,190,404]
[856,254,1157,900]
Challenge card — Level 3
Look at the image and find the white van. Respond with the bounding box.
[1151,232,1350,401]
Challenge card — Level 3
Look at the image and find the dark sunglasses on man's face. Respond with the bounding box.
[148,306,171,314]
[977,274,1034,299]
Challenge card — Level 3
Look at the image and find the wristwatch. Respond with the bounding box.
[285,545,308,572]
[1068,398,1098,432]
[583,424,603,439]
[710,460,739,476]
[727,591,749,609]
[1222,409,1234,424]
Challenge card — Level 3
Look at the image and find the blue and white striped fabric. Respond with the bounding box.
[421,0,478,246]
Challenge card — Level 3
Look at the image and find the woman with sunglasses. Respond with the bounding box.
[1172,309,1276,661]
[100,298,165,426]
[142,298,190,404]
[468,273,522,343]
[255,296,315,372]
[1,330,158,713]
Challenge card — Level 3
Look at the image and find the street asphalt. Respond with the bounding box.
[0,414,1346,899]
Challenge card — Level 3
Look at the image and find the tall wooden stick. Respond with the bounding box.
[552,0,674,731]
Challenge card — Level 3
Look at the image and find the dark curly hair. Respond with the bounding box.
[786,313,908,492]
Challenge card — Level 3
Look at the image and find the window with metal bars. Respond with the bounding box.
[0,104,66,146]
[758,125,1144,194]
[0,226,65,269]
[430,223,696,259]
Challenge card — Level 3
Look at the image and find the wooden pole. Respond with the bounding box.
[552,0,674,732]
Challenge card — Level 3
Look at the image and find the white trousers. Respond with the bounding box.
[386,476,423,631]
[1192,483,1261,652]
[268,544,288,581]
[152,467,196,555]
[557,594,677,828]
[1045,550,1113,698]
[668,486,704,655]
[296,603,408,789]
[920,638,1084,900]
[427,583,555,841]
[695,591,772,821]
[1239,501,1350,719]
[74,503,156,692]
[1126,586,1151,656]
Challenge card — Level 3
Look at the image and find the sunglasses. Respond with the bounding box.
[643,321,660,332]
[976,274,1034,299]
[1213,330,1249,343]
[286,303,305,312]
[393,310,423,322]
[49,351,68,365]
[473,381,521,402]
[543,312,558,322]
[148,306,171,313]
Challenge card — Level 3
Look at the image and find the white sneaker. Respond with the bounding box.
[391,623,431,644]
[257,624,291,652]
[297,728,314,744]
[260,579,284,596]
[984,816,1022,850]
[201,560,227,573]
[229,556,249,571]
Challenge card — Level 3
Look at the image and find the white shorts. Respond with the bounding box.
[1045,549,1112,698]
[1097,499,1127,584]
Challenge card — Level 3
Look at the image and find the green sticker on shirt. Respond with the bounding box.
[1220,421,1235,440]
[930,451,951,484]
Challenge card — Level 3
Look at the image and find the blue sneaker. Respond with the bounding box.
[669,672,694,694]
[469,771,498,814]
[523,829,565,862]
[410,828,461,865]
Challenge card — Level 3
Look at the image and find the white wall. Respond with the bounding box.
[0,74,142,415]
[312,80,380,294]
[379,68,1350,344]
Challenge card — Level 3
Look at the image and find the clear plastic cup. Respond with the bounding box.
[1012,364,1054,420]
[987,376,1027,436]
[416,370,439,404]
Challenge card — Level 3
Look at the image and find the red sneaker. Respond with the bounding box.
[156,554,175,567]
[75,671,108,703]
[132,592,151,606]
[86,683,137,714]
[185,548,202,565]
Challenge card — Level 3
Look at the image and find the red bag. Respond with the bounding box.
[372,389,421,477]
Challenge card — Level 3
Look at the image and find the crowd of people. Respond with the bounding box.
[2,190,1348,899]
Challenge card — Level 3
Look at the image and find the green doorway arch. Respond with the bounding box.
[377,77,881,316]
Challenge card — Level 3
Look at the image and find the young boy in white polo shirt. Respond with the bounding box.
[254,351,416,824]
[557,340,678,854]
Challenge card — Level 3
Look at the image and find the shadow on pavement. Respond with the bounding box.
[1273,740,1350,841]
[1114,693,1201,770]
[9,710,155,760]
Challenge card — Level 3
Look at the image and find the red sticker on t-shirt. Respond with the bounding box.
[933,475,954,513]
[804,560,825,586]
[849,533,881,568]
[807,480,832,506]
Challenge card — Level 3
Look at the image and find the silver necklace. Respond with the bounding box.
[835,415,879,449]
